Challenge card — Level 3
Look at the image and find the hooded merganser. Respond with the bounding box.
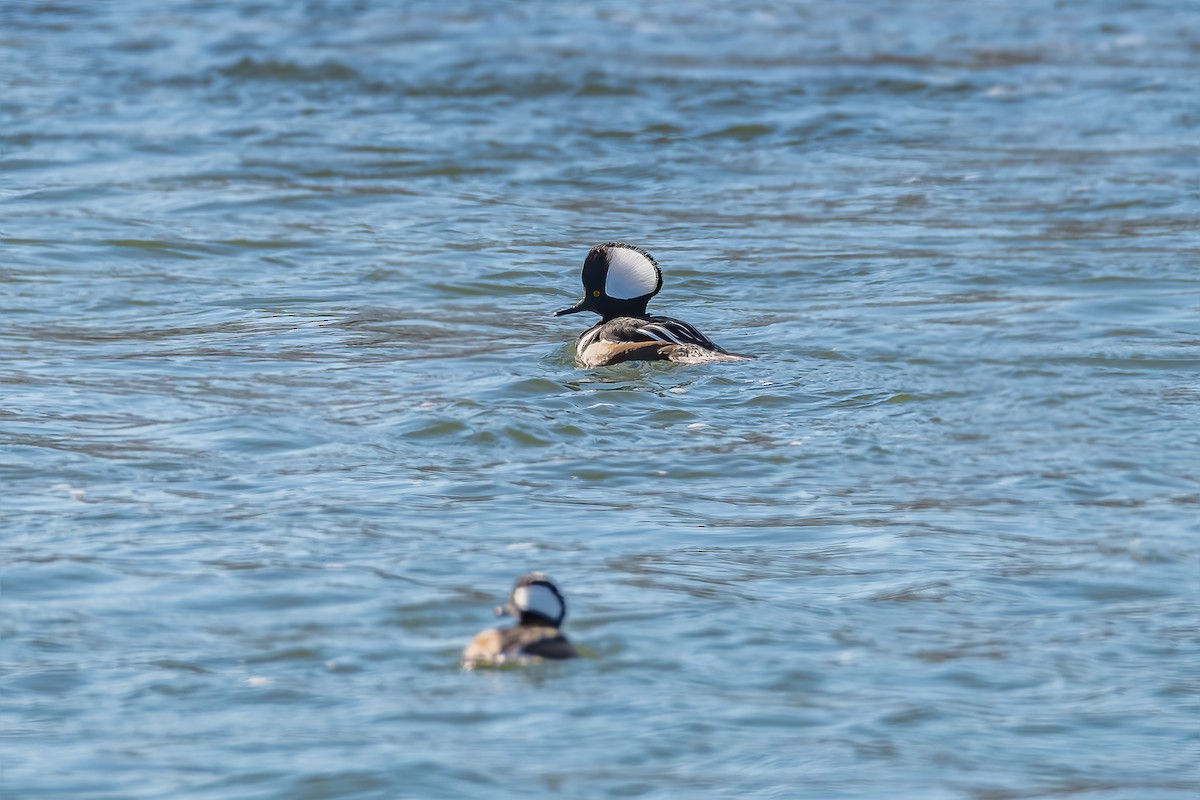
[461,573,578,668]
[554,242,755,367]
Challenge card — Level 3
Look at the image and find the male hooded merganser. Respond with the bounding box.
[461,572,578,668]
[554,242,754,367]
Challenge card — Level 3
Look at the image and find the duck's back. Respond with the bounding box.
[462,625,577,666]
[576,315,753,367]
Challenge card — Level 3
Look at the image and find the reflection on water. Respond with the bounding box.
[3,1,1199,798]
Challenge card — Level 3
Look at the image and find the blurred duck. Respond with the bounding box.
[462,573,578,668]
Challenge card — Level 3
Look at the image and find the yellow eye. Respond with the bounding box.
[592,290,601,297]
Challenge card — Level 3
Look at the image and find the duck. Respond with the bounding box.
[461,572,578,668]
[554,242,754,367]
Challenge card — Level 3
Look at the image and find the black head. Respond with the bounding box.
[495,572,567,628]
[553,242,663,321]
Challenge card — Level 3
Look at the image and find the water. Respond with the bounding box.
[3,1,1198,798]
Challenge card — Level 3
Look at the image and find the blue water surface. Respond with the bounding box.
[3,1,1199,798]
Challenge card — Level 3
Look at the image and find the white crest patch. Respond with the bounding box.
[603,246,659,300]
[513,584,563,622]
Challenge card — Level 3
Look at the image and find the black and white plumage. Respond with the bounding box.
[462,573,578,669]
[554,242,754,367]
